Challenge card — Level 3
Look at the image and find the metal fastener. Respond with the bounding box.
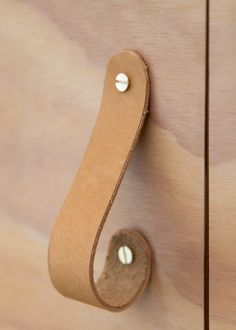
[118,245,133,265]
[115,73,129,92]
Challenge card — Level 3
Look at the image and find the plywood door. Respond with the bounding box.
[209,0,236,328]
[0,1,206,329]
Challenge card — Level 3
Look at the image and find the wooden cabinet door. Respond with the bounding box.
[209,0,236,328]
[0,1,206,329]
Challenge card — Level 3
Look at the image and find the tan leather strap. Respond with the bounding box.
[48,50,151,311]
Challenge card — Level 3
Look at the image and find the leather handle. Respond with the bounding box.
[48,50,151,311]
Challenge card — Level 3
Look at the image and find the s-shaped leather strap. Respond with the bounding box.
[48,50,151,311]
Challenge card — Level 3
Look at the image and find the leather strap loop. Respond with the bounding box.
[48,50,151,311]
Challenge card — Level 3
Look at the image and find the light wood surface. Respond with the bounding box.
[0,1,206,329]
[209,1,236,328]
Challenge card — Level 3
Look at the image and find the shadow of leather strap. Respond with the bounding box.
[48,50,151,311]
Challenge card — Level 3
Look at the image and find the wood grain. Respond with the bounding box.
[209,0,236,328]
[0,1,206,329]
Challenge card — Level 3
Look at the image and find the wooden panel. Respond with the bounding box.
[0,1,205,329]
[209,0,236,328]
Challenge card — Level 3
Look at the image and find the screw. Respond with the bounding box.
[115,73,129,92]
[118,245,133,265]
